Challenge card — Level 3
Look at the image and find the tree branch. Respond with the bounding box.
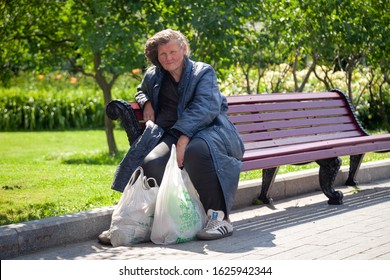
[68,58,95,78]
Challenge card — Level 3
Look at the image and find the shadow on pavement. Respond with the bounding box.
[16,185,390,260]
[166,186,390,256]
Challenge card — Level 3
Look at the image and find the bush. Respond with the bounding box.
[0,94,105,130]
[0,72,138,131]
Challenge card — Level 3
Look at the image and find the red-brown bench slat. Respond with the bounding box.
[242,139,390,172]
[229,107,351,124]
[227,99,346,114]
[226,92,341,104]
[234,116,355,133]
[239,123,359,142]
[244,134,390,161]
[244,131,363,151]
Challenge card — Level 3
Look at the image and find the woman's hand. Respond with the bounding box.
[143,101,155,122]
[176,135,190,168]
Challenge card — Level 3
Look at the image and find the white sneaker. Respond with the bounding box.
[97,230,112,245]
[196,209,233,240]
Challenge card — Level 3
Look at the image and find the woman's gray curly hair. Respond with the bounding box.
[145,29,191,67]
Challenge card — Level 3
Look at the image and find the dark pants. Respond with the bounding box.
[142,133,227,216]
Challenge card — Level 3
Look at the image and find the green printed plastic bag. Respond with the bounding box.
[151,144,207,245]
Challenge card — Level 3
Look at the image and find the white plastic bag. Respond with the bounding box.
[110,166,159,247]
[151,144,207,245]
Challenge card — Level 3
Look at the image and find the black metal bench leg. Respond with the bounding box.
[345,154,364,186]
[316,157,343,205]
[258,167,279,205]
[106,100,143,145]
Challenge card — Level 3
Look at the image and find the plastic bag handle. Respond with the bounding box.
[143,176,158,190]
[127,166,143,187]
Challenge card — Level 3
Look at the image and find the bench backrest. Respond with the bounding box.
[226,91,367,155]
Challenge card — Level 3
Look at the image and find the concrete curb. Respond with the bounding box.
[1,159,389,260]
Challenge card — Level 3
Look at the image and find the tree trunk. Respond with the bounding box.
[93,54,118,155]
[99,81,118,155]
[103,90,117,155]
[347,69,354,106]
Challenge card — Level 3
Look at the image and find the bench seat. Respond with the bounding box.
[242,134,390,170]
[106,89,390,205]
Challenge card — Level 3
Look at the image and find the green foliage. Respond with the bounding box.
[0,72,138,131]
[1,0,389,134]
[1,93,105,131]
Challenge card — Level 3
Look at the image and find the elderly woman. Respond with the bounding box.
[99,29,244,244]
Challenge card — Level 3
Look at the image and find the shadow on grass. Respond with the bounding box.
[61,150,126,165]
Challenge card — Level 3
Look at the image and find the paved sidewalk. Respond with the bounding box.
[11,178,390,260]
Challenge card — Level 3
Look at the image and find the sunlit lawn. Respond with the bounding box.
[0,130,129,226]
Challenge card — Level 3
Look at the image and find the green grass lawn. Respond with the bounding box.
[0,130,129,226]
[1,130,389,226]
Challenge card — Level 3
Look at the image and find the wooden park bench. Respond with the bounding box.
[106,89,390,206]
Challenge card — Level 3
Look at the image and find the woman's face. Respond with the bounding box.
[157,39,186,76]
